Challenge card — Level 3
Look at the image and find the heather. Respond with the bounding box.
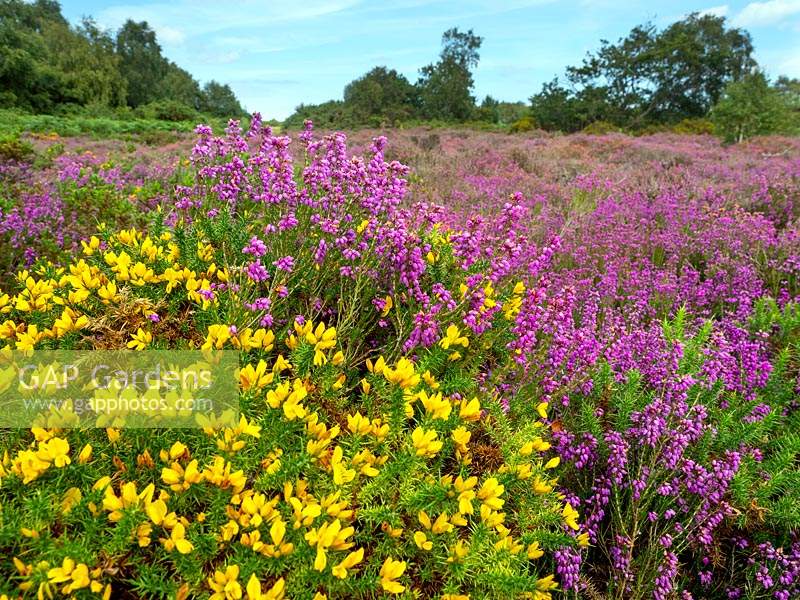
[0,119,798,600]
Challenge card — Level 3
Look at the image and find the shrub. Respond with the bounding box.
[671,118,714,135]
[136,100,201,123]
[0,134,34,161]
[580,120,620,135]
[509,116,536,133]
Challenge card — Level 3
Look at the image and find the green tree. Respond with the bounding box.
[537,13,755,130]
[45,18,127,108]
[417,28,483,121]
[343,66,417,124]
[0,0,68,111]
[774,75,800,129]
[476,95,500,123]
[710,71,791,143]
[200,80,244,118]
[160,62,202,109]
[115,20,168,107]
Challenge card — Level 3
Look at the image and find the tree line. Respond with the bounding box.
[287,13,799,141]
[2,1,798,140]
[0,0,244,120]
[284,28,530,129]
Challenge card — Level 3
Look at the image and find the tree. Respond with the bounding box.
[343,66,417,124]
[774,76,800,126]
[417,28,483,121]
[115,20,168,107]
[0,0,68,111]
[45,18,127,108]
[710,71,791,143]
[539,13,756,130]
[200,81,244,118]
[160,63,202,109]
[476,95,500,123]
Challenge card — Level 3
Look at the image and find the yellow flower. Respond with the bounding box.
[459,397,481,421]
[162,522,194,554]
[331,446,355,485]
[245,575,285,600]
[146,499,178,528]
[477,477,505,510]
[38,437,71,467]
[414,531,433,551]
[454,475,477,515]
[447,539,469,563]
[331,548,364,579]
[15,324,44,353]
[81,236,100,255]
[379,557,406,594]
[562,502,580,531]
[208,565,241,600]
[346,412,372,435]
[77,443,93,464]
[239,360,274,391]
[202,456,246,494]
[544,456,560,470]
[162,459,203,492]
[411,427,442,458]
[127,328,152,351]
[202,324,232,350]
[383,357,420,389]
[527,541,544,559]
[422,369,440,389]
[332,373,346,389]
[532,476,554,494]
[61,487,82,514]
[97,281,120,304]
[129,262,157,286]
[51,308,90,337]
[304,518,354,572]
[381,295,393,316]
[452,426,471,462]
[520,436,551,455]
[419,390,451,419]
[440,324,469,349]
[366,356,386,374]
[533,574,559,600]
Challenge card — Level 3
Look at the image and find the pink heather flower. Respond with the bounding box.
[243,236,267,257]
[246,261,270,282]
[273,256,295,272]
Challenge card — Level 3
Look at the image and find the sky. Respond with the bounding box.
[60,0,800,119]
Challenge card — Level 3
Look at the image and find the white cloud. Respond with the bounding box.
[698,5,729,18]
[733,0,800,27]
[154,25,185,45]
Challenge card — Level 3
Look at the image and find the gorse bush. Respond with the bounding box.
[0,118,580,599]
[0,134,34,162]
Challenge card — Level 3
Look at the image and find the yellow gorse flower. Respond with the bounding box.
[411,427,443,458]
[379,557,406,594]
[440,324,469,349]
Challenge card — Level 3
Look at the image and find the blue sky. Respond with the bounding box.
[61,0,800,119]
